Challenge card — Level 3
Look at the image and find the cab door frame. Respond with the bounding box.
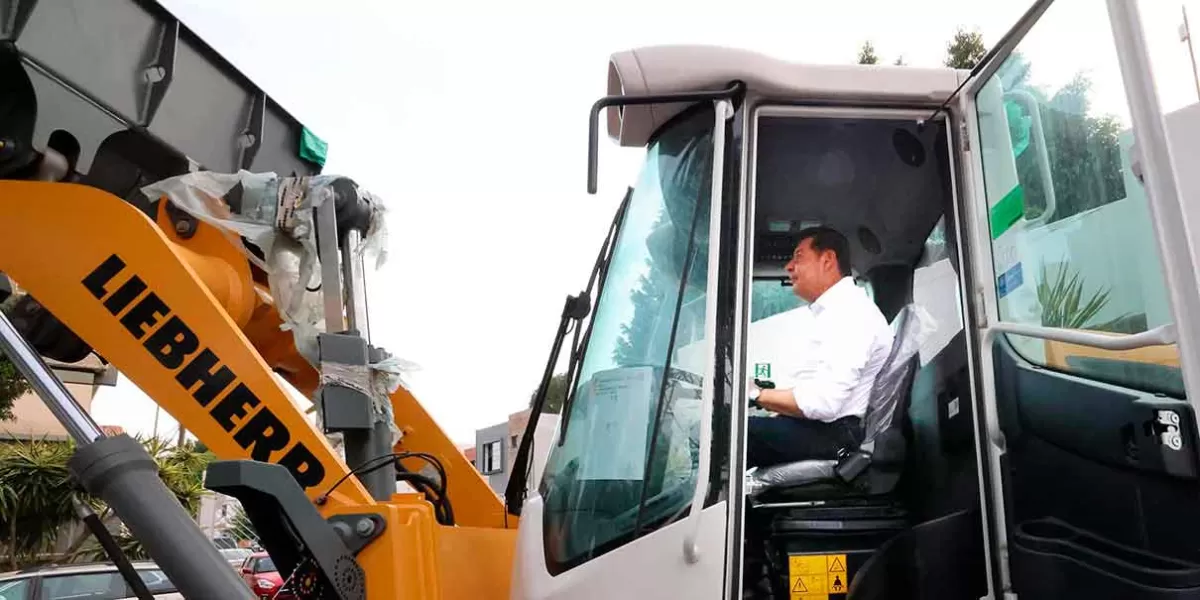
[953,1,1200,597]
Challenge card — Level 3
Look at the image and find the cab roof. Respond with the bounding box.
[604,45,968,148]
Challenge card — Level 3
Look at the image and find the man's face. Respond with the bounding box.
[785,237,833,302]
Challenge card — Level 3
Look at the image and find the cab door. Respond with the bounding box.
[956,1,1200,598]
[510,99,738,599]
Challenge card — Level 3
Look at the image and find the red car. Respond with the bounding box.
[238,552,293,599]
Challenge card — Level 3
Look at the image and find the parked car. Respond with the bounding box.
[238,552,293,600]
[219,547,254,568]
[0,561,182,600]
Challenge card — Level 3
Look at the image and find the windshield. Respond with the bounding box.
[751,279,806,321]
[539,105,716,573]
[256,557,276,572]
[750,278,872,323]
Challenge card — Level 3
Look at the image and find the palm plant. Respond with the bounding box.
[0,438,79,569]
[1035,260,1120,330]
[0,435,215,568]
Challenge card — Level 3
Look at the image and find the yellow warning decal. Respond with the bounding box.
[787,554,849,599]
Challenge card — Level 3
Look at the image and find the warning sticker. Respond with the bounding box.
[827,556,847,594]
[788,554,849,599]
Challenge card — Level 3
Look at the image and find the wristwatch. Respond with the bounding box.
[748,386,761,409]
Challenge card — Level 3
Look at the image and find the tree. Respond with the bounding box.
[0,435,215,568]
[613,208,673,368]
[857,41,880,65]
[0,438,75,569]
[0,295,30,422]
[0,357,28,422]
[945,27,987,69]
[528,372,570,415]
[996,57,1126,223]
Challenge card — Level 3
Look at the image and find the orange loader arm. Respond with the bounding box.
[0,181,516,599]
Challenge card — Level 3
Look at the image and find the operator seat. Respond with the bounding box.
[746,303,929,506]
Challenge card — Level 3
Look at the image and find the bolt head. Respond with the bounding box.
[355,518,376,537]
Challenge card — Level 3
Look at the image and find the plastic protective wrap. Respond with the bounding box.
[746,460,838,497]
[317,354,418,446]
[141,170,388,366]
[142,170,409,445]
[861,304,936,446]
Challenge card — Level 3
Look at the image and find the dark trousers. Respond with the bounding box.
[746,414,863,469]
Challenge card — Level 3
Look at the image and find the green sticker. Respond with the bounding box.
[754,363,771,378]
[989,185,1024,240]
[299,127,328,167]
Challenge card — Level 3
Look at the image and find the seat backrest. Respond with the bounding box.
[861,304,934,449]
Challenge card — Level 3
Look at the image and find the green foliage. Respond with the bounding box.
[146,437,214,516]
[0,293,30,422]
[945,28,987,69]
[529,373,569,415]
[857,41,879,65]
[82,525,149,563]
[1035,261,1124,329]
[0,435,214,568]
[0,439,78,568]
[0,356,29,422]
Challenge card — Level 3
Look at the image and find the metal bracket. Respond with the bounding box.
[139,17,178,127]
[237,91,265,171]
[327,513,387,555]
[1157,409,1184,451]
[162,200,197,239]
[205,460,365,600]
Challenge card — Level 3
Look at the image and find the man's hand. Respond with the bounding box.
[747,380,762,410]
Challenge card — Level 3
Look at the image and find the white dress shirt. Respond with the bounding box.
[779,276,894,422]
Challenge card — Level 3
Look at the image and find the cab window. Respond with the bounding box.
[538,105,716,573]
[973,0,1181,396]
[750,278,872,323]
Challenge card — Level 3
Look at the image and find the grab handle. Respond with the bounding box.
[683,98,732,564]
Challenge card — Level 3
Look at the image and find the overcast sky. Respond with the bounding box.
[90,0,1200,446]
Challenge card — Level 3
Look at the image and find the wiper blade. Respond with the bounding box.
[504,187,632,517]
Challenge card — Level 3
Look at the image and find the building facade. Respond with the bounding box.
[474,408,560,496]
[0,353,116,441]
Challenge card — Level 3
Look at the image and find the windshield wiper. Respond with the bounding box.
[504,187,633,517]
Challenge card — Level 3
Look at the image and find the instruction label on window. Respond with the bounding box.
[788,553,849,599]
[997,261,1024,299]
[575,367,655,481]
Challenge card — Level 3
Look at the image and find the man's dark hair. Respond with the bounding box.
[796,226,852,276]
